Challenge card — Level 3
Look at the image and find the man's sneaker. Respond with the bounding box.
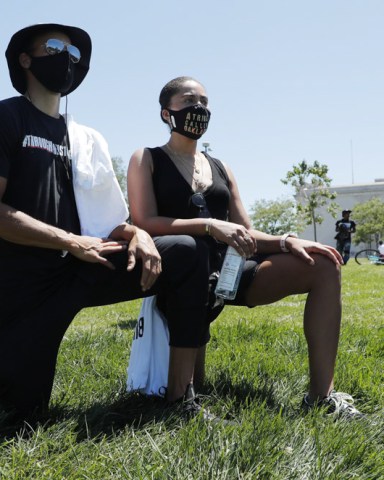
[170,383,235,425]
[302,390,363,419]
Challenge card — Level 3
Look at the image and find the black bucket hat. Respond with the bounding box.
[5,23,92,96]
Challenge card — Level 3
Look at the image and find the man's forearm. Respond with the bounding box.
[0,202,74,251]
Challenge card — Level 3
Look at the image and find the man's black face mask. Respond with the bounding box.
[29,52,75,94]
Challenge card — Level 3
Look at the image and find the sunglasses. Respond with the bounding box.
[191,192,211,218]
[41,38,81,63]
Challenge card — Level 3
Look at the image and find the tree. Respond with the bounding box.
[112,156,127,201]
[281,160,338,241]
[351,198,384,247]
[249,197,304,235]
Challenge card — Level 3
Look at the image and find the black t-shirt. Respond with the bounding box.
[335,219,356,241]
[0,96,80,256]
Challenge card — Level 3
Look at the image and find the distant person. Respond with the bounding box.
[335,210,356,264]
[127,75,362,419]
[378,241,384,258]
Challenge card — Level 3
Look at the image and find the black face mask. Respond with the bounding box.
[167,104,211,140]
[29,52,74,94]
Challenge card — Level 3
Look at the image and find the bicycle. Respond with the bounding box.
[354,249,384,265]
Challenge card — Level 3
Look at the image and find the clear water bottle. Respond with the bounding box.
[215,246,245,300]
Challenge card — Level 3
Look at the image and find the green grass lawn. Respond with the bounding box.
[1,261,383,479]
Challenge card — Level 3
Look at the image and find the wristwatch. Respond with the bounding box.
[280,233,298,253]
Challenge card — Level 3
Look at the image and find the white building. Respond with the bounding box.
[299,179,384,254]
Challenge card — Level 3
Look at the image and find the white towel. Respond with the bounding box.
[66,115,128,238]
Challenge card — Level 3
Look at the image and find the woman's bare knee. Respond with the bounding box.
[244,253,340,306]
[311,254,341,286]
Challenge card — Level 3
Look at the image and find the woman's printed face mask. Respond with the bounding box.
[166,104,211,140]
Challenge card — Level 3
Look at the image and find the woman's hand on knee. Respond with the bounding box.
[287,238,343,266]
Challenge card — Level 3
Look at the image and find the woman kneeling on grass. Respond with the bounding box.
[127,76,362,420]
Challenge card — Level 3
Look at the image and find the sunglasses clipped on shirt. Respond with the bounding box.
[190,192,211,218]
[41,38,81,63]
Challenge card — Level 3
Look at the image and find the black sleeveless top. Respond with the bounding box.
[148,147,230,221]
[148,146,231,273]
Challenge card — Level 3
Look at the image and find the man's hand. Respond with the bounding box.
[127,228,162,291]
[67,234,128,269]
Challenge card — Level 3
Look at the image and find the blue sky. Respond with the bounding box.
[1,1,384,211]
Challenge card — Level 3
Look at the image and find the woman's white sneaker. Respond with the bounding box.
[302,390,363,419]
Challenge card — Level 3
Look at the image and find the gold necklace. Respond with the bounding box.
[164,144,206,192]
